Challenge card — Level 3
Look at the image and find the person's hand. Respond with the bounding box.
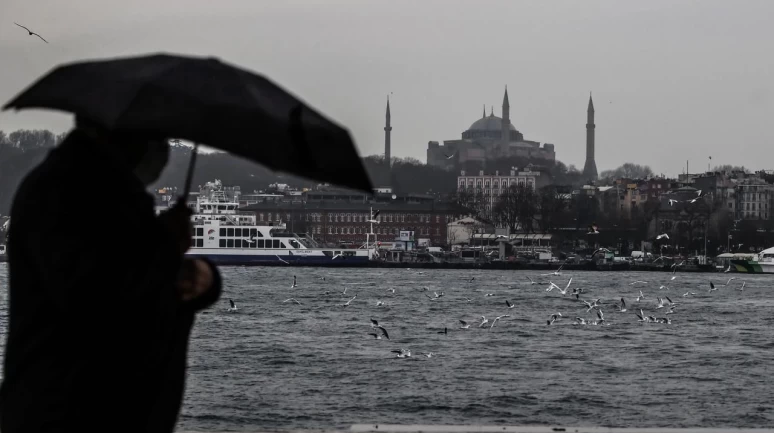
[177,259,214,302]
[158,201,193,254]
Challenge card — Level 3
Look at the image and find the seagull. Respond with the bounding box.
[618,298,627,312]
[656,233,669,240]
[443,151,457,159]
[424,293,438,301]
[376,300,385,307]
[546,281,560,292]
[433,291,444,298]
[505,300,516,309]
[341,287,348,295]
[668,199,680,206]
[282,298,301,305]
[571,287,584,299]
[490,314,509,330]
[629,280,648,285]
[547,312,562,325]
[332,254,343,260]
[724,264,732,273]
[557,278,573,295]
[467,277,475,283]
[636,309,647,322]
[587,224,599,235]
[14,23,48,43]
[459,320,471,329]
[526,276,537,285]
[461,297,473,303]
[583,299,601,312]
[391,348,411,358]
[291,275,297,288]
[595,309,605,324]
[375,326,390,340]
[227,299,238,312]
[438,327,448,335]
[386,288,395,294]
[659,284,670,290]
[738,281,746,291]
[484,293,495,297]
[708,281,717,293]
[341,295,357,307]
[542,264,564,276]
[725,277,737,286]
[370,319,380,327]
[574,317,587,325]
[478,316,489,328]
[367,332,383,340]
[666,305,677,315]
[635,290,645,302]
[276,255,289,264]
[421,352,435,358]
[656,297,665,309]
[665,296,675,306]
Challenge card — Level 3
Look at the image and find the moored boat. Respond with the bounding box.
[729,246,774,274]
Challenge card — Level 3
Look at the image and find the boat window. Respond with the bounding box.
[219,239,226,247]
[257,239,264,248]
[344,251,355,257]
[323,251,333,257]
[273,240,280,248]
[289,240,300,249]
[227,239,234,248]
[234,228,242,237]
[227,228,234,237]
[220,228,226,236]
[281,242,288,249]
[196,228,203,236]
[250,229,258,238]
[196,239,204,247]
[190,238,196,247]
[335,251,341,255]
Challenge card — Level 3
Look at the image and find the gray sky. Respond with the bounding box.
[1,0,773,177]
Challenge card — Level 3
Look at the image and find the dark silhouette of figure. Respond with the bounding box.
[0,117,221,432]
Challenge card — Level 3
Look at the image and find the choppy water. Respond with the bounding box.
[1,263,773,430]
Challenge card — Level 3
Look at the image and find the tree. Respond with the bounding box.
[535,185,566,232]
[492,184,539,233]
[712,164,747,173]
[599,163,653,181]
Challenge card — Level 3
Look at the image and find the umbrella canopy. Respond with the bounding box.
[2,53,372,193]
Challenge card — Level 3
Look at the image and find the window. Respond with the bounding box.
[219,239,226,247]
[259,213,264,221]
[220,228,226,236]
[234,228,242,237]
[280,241,288,248]
[273,240,280,248]
[328,227,332,234]
[250,229,258,238]
[227,228,234,237]
[389,215,393,222]
[190,238,196,247]
[227,239,234,248]
[257,239,265,248]
[196,228,203,236]
[328,214,332,222]
[436,228,440,235]
[234,239,242,248]
[335,215,339,222]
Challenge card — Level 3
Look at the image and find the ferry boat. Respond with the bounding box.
[0,244,6,263]
[183,181,378,266]
[729,246,774,274]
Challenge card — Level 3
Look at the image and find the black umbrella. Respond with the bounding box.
[2,53,372,194]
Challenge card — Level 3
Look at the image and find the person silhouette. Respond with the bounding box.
[0,116,221,432]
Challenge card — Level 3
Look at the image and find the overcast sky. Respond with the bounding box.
[1,0,773,177]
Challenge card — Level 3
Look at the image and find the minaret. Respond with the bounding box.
[501,86,511,145]
[583,93,598,181]
[384,96,392,168]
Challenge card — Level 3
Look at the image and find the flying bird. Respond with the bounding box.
[587,224,599,234]
[459,320,471,329]
[227,299,238,312]
[282,298,301,305]
[505,300,516,309]
[547,312,562,325]
[490,315,509,330]
[656,233,669,240]
[276,255,289,265]
[14,23,48,43]
[618,298,627,312]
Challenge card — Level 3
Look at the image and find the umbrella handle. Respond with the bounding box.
[177,143,199,208]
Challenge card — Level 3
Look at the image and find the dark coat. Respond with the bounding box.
[0,130,221,432]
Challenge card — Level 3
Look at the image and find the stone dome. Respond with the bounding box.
[468,114,517,132]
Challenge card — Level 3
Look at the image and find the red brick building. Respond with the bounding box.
[242,191,464,247]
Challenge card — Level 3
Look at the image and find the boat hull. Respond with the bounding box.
[186,249,373,266]
[730,260,774,274]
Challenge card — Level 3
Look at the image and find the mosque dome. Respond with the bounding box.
[467,114,517,132]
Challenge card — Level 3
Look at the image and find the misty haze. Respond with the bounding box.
[1,1,773,432]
